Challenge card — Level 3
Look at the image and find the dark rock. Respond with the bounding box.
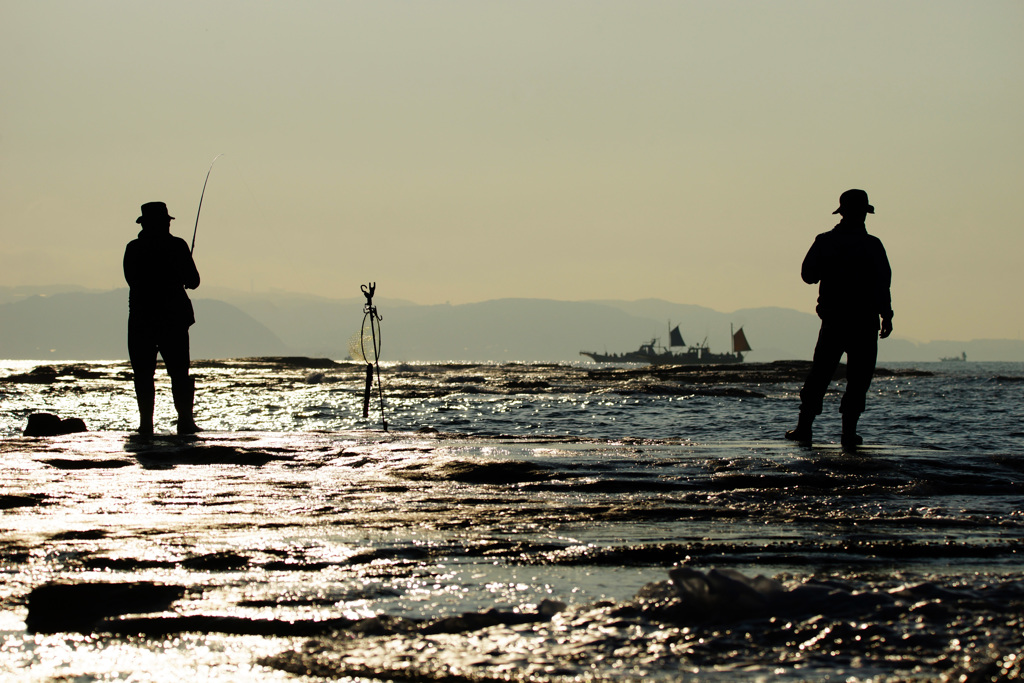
[41,458,132,470]
[104,614,356,637]
[81,557,178,571]
[132,445,281,467]
[180,551,250,571]
[0,494,46,509]
[260,560,335,571]
[2,366,59,384]
[421,608,538,634]
[49,529,109,541]
[61,417,88,433]
[26,582,186,634]
[24,412,88,437]
[239,357,341,369]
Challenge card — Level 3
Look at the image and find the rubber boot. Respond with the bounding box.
[785,410,814,445]
[841,412,863,451]
[136,397,154,436]
[134,384,155,436]
[173,376,201,435]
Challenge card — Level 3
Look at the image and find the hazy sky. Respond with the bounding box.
[3,1,1022,342]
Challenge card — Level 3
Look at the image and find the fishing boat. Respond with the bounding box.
[580,324,751,365]
[940,352,967,362]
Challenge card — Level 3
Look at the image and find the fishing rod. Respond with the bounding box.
[360,282,387,431]
[191,153,224,255]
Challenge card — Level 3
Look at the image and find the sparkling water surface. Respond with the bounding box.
[1,359,1022,681]
[3,359,1022,450]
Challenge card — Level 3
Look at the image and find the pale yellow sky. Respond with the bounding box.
[2,1,1022,342]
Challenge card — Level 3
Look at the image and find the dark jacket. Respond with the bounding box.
[124,227,200,328]
[801,220,892,327]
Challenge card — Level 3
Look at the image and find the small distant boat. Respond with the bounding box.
[581,324,751,365]
[940,352,967,362]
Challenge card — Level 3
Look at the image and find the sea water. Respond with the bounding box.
[2,359,1022,450]
[1,359,1022,681]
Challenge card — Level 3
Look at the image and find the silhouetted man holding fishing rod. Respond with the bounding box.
[786,189,893,450]
[124,202,201,435]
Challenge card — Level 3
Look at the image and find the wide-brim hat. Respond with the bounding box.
[833,189,874,215]
[136,201,175,224]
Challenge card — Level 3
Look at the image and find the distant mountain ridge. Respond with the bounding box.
[1,286,1022,362]
[0,289,287,360]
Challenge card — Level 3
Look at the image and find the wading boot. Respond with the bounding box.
[135,387,154,437]
[785,411,814,445]
[841,412,863,451]
[173,376,201,435]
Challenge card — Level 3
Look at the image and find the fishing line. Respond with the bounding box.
[357,282,387,431]
[191,153,224,255]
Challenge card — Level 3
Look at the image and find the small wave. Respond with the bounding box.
[396,459,554,485]
[261,566,1024,682]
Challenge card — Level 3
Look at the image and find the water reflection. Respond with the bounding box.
[1,360,1022,680]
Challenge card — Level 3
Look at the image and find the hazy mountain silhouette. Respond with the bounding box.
[199,286,376,358]
[0,284,105,305]
[387,299,659,362]
[1,287,1022,362]
[0,289,286,360]
[204,292,663,362]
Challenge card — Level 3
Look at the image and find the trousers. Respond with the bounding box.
[128,320,191,406]
[799,320,878,417]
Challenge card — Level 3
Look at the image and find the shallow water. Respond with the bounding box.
[1,359,1022,681]
[3,358,1022,451]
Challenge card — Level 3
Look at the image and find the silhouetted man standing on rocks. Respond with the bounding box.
[124,202,201,435]
[786,189,893,449]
